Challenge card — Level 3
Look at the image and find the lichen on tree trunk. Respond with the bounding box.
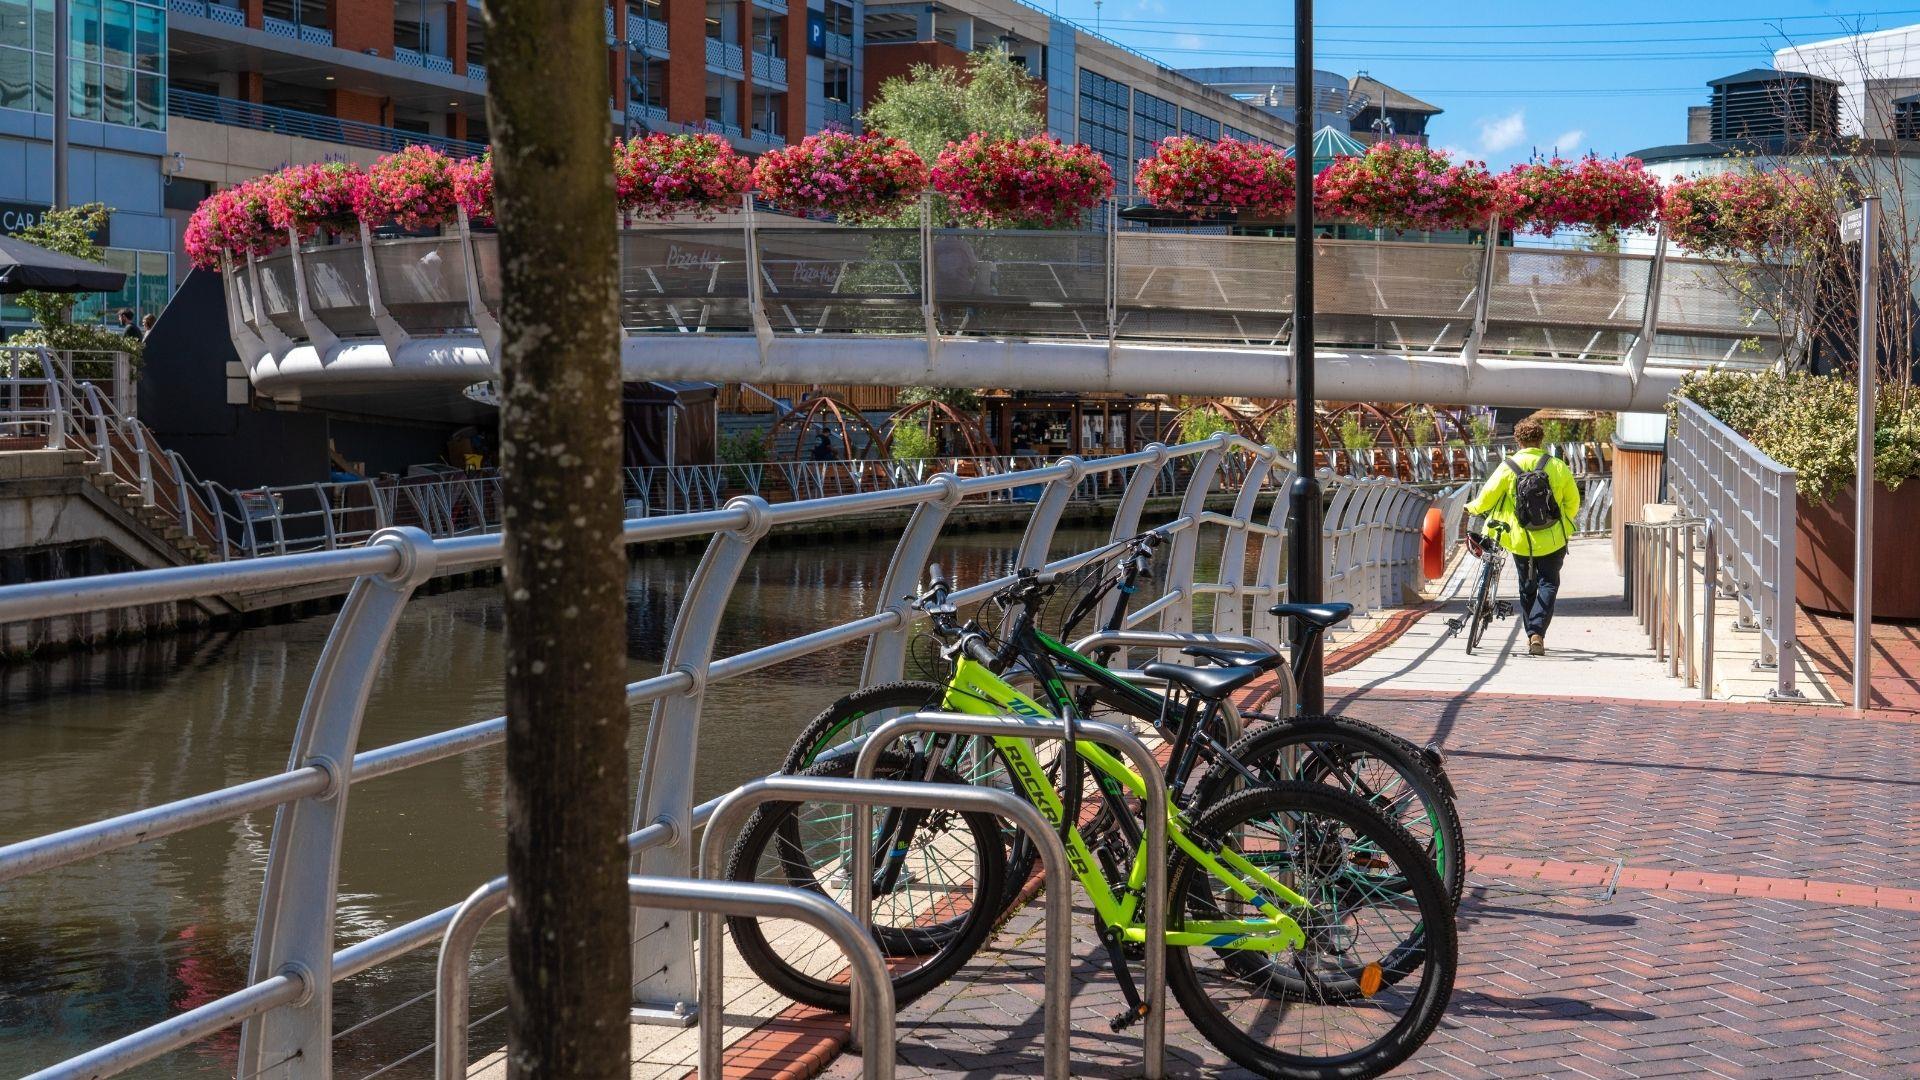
[482,1,629,1078]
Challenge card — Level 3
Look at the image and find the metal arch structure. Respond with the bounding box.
[766,393,889,463]
[0,437,1470,1080]
[883,396,994,459]
[227,212,1782,416]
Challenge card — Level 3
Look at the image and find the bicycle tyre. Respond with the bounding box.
[1196,715,1467,909]
[1165,782,1457,1080]
[725,752,1007,1011]
[1464,561,1494,655]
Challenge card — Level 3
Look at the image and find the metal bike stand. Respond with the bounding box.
[1072,626,1284,723]
[701,776,1071,1079]
[853,712,1171,1080]
[432,874,893,1080]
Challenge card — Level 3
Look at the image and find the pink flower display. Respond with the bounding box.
[184,176,284,271]
[613,133,754,219]
[930,133,1114,229]
[1500,156,1662,237]
[1659,169,1821,258]
[263,160,366,240]
[1314,141,1503,234]
[356,144,460,231]
[1135,136,1295,219]
[752,131,928,220]
[452,152,494,225]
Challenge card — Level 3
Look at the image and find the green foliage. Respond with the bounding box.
[717,427,766,464]
[890,421,938,460]
[1675,369,1920,505]
[898,385,982,411]
[1406,409,1436,447]
[1592,413,1617,446]
[9,323,141,361]
[1176,408,1237,445]
[1262,406,1295,450]
[862,50,1043,167]
[1541,419,1571,446]
[1338,413,1375,451]
[14,203,118,337]
[1468,416,1494,446]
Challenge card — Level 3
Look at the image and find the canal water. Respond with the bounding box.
[0,520,1227,1078]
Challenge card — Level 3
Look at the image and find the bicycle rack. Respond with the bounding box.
[701,775,1071,1078]
[1072,626,1283,721]
[432,872,893,1080]
[853,712,1171,1080]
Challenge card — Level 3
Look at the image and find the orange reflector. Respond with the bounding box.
[1359,962,1385,998]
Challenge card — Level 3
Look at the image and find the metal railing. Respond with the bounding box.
[1667,397,1801,700]
[1626,516,1711,697]
[0,434,1448,1080]
[168,88,489,159]
[0,347,230,558]
[230,204,1785,376]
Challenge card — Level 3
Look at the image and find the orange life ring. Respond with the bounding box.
[1422,507,1447,579]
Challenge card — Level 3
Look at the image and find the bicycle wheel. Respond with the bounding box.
[787,681,1044,913]
[1166,782,1457,1080]
[1197,716,1467,908]
[1463,562,1494,655]
[725,753,1007,1011]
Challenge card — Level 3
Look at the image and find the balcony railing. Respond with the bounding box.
[394,46,424,67]
[754,52,787,87]
[824,30,854,59]
[627,12,670,52]
[627,100,668,127]
[603,5,616,41]
[823,99,853,129]
[467,61,487,82]
[751,127,785,147]
[752,0,789,12]
[705,38,744,77]
[169,0,247,26]
[168,88,488,158]
[300,23,333,46]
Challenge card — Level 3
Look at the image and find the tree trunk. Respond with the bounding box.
[484,1,629,1078]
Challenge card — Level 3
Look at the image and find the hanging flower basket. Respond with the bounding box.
[930,133,1114,229]
[263,160,366,241]
[1135,136,1295,219]
[184,176,284,271]
[1501,156,1661,237]
[1314,141,1502,233]
[452,152,494,226]
[752,131,928,220]
[357,144,461,232]
[1659,169,1822,258]
[613,132,754,219]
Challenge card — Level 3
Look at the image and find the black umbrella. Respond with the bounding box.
[0,233,126,294]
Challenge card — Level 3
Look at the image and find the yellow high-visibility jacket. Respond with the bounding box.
[1465,446,1581,557]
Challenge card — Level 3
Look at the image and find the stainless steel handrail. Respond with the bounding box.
[851,713,1170,1080]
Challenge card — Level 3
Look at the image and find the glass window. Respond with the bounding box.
[31,0,51,53]
[101,0,128,67]
[133,2,159,72]
[0,0,29,49]
[133,70,158,128]
[71,0,97,61]
[1181,110,1219,141]
[822,63,849,103]
[1133,90,1176,165]
[69,57,98,120]
[1078,69,1130,195]
[31,48,47,112]
[0,45,27,109]
[101,60,128,123]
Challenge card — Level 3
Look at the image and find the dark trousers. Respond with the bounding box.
[1513,547,1567,638]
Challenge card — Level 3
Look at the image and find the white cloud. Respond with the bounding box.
[1130,0,1166,13]
[1175,32,1206,50]
[1435,145,1475,162]
[1552,129,1587,155]
[1477,110,1526,154]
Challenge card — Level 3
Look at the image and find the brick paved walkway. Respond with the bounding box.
[1798,610,1920,714]
[812,688,1920,1079]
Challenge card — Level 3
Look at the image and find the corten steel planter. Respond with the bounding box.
[1796,480,1920,620]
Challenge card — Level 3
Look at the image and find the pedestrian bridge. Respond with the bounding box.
[225,218,1781,418]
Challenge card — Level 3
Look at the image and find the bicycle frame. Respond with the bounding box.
[940,655,1307,952]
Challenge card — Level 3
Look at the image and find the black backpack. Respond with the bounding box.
[1503,454,1559,531]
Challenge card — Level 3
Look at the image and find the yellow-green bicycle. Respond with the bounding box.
[726,568,1457,1079]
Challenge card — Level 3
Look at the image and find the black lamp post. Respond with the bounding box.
[1287,0,1323,712]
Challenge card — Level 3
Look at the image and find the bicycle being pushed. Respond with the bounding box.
[1447,519,1513,655]
[724,559,1459,1079]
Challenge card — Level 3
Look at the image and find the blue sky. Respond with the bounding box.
[1045,0,1920,168]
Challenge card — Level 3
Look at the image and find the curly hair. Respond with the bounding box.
[1513,418,1545,446]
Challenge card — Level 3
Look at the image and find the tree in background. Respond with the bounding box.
[862,49,1042,167]
[12,202,141,361]
[485,0,630,1077]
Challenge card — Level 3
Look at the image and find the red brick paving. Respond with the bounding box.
[803,687,1920,1079]
[1798,609,1920,713]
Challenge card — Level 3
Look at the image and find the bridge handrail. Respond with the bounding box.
[0,435,1446,1080]
[1666,397,1800,700]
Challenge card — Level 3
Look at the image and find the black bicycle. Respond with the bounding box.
[1447,520,1512,655]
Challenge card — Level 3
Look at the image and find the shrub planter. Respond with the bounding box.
[1795,481,1920,620]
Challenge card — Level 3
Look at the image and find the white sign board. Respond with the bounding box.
[1842,207,1864,244]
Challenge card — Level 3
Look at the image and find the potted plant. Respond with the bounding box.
[752,131,927,221]
[356,144,462,231]
[1314,141,1502,234]
[1135,135,1294,219]
[612,132,754,220]
[930,133,1114,229]
[1500,156,1661,239]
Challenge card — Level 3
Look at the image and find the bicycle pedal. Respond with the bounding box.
[1109,1004,1149,1033]
[1494,600,1514,618]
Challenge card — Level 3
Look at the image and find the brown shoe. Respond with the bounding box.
[1528,634,1545,656]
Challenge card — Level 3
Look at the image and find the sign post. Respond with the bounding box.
[1843,199,1878,714]
[1287,0,1324,713]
